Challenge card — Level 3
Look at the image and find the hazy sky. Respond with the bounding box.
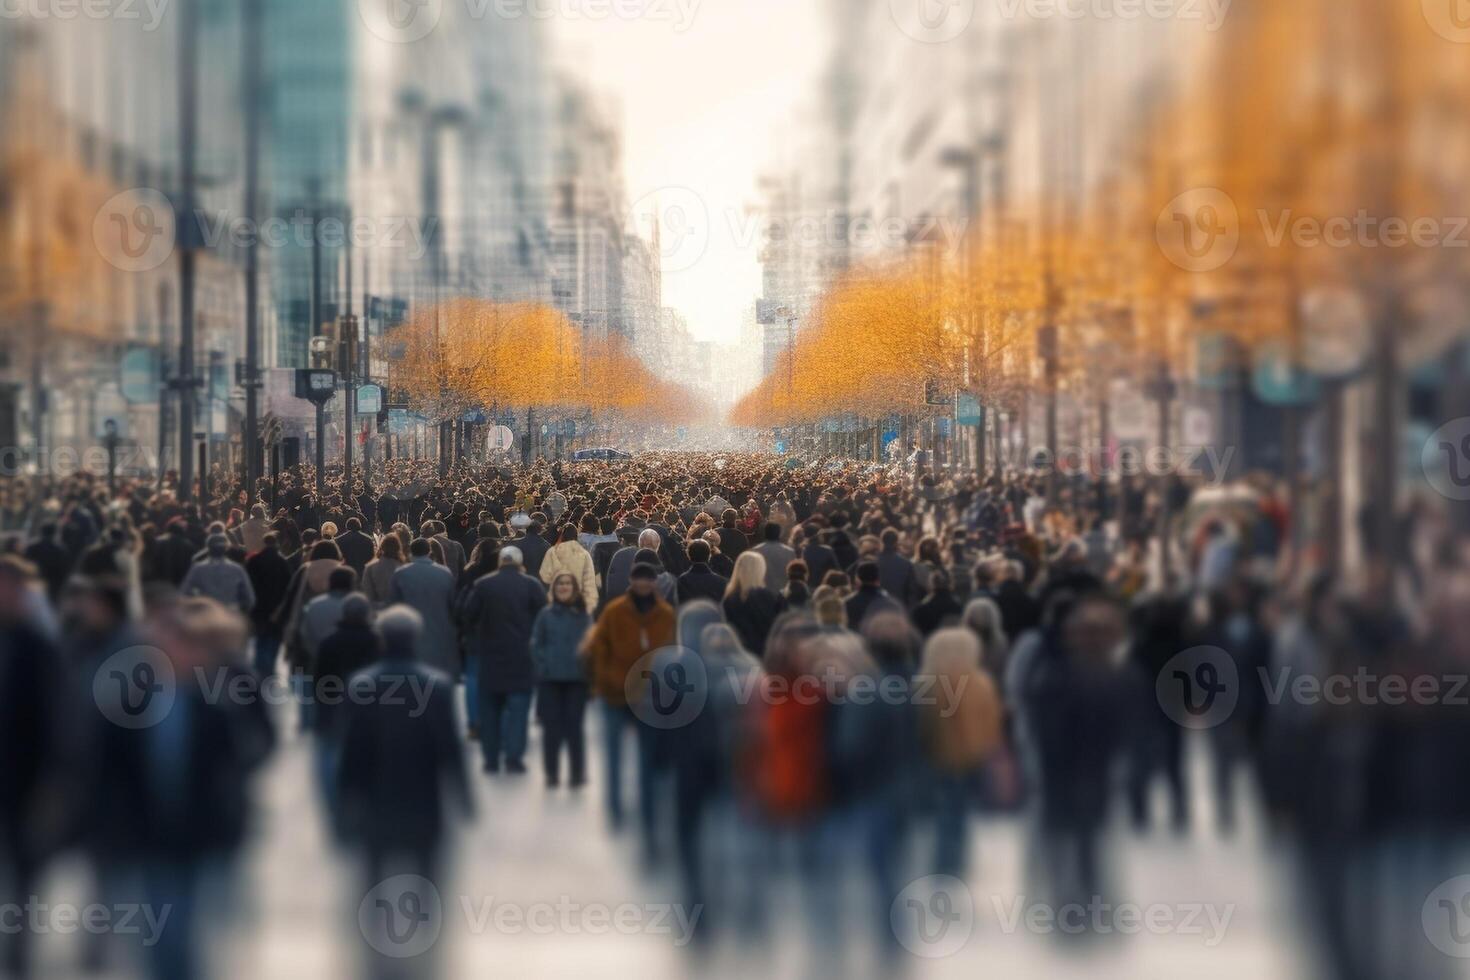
[553,0,829,343]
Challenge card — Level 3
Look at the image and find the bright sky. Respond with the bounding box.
[553,0,829,344]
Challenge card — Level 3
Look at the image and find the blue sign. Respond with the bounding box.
[956,393,982,427]
[775,441,787,454]
[120,348,158,404]
[881,429,899,456]
[1252,342,1321,407]
[938,417,953,437]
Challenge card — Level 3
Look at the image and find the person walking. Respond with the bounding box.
[581,563,676,860]
[530,573,593,787]
[676,540,727,605]
[539,523,599,611]
[360,536,404,609]
[245,533,292,678]
[750,522,797,592]
[721,551,781,657]
[388,538,459,676]
[460,546,547,773]
[179,533,256,614]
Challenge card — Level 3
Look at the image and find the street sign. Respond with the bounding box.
[956,393,983,427]
[120,348,158,404]
[295,368,338,404]
[487,425,516,452]
[1252,342,1321,406]
[356,384,382,415]
[775,440,787,454]
[938,417,953,437]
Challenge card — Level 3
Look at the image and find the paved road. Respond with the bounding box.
[33,704,1317,979]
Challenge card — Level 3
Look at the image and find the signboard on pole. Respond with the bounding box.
[120,348,158,405]
[956,393,982,427]
[356,384,382,415]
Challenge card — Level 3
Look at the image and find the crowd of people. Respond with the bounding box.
[0,448,1466,979]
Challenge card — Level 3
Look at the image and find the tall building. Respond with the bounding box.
[548,75,627,344]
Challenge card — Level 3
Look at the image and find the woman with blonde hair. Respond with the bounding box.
[919,627,1004,876]
[721,551,780,657]
[811,585,847,631]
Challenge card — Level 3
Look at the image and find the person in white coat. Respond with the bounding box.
[539,524,598,611]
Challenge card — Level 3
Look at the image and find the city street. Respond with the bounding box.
[34,706,1308,979]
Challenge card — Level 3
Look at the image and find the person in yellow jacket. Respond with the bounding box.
[918,627,1005,877]
[539,524,599,611]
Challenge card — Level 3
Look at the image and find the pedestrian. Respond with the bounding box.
[179,533,256,613]
[460,546,547,773]
[844,560,902,629]
[531,572,593,787]
[539,523,599,610]
[581,562,676,860]
[335,516,376,576]
[360,535,404,609]
[911,568,963,637]
[313,595,382,813]
[676,539,727,605]
[722,551,781,657]
[750,521,797,592]
[388,538,459,675]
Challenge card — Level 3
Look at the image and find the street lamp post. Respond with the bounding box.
[242,0,264,507]
[103,420,119,498]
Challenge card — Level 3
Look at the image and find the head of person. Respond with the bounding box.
[855,560,881,588]
[309,540,341,562]
[250,503,267,520]
[677,599,723,650]
[1061,593,1126,667]
[637,528,662,551]
[499,545,524,569]
[721,508,739,529]
[377,604,422,661]
[558,524,578,545]
[726,551,767,599]
[686,539,711,565]
[927,568,952,596]
[764,522,782,543]
[346,517,362,533]
[549,571,584,611]
[328,567,357,594]
[339,593,372,629]
[377,535,402,561]
[786,558,809,585]
[261,532,279,552]
[629,562,659,599]
[409,538,431,559]
[920,627,983,682]
[701,529,723,552]
[880,528,901,553]
[580,513,599,534]
[320,521,338,540]
[206,533,229,559]
[812,587,846,629]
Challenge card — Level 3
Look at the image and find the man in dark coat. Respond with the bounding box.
[22,522,72,602]
[876,528,923,608]
[149,518,198,586]
[512,515,552,580]
[459,546,548,773]
[715,509,750,561]
[800,523,839,586]
[844,560,903,629]
[245,533,293,677]
[334,517,376,576]
[676,540,728,606]
[337,606,471,900]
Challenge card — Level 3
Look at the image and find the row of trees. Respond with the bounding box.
[731,0,1470,530]
[388,298,710,428]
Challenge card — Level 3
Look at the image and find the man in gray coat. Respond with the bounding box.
[750,521,797,592]
[180,533,256,613]
[389,538,459,674]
